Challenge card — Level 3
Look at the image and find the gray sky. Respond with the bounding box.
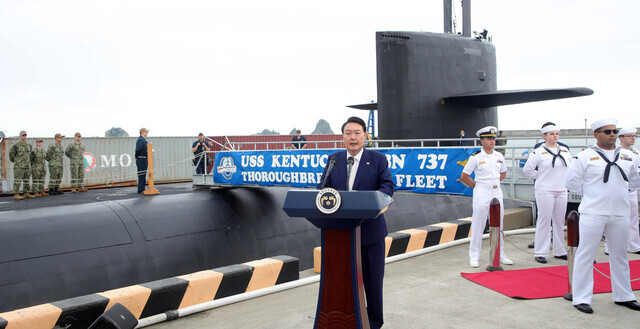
[1,0,638,137]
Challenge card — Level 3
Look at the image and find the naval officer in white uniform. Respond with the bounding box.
[461,126,513,268]
[619,128,640,253]
[604,127,640,255]
[522,124,571,263]
[565,118,640,314]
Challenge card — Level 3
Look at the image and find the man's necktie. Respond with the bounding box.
[347,156,354,191]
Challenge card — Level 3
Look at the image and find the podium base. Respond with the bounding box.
[142,187,159,195]
[486,265,503,272]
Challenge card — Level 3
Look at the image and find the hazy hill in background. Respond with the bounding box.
[105,127,129,137]
[311,119,334,134]
[255,129,280,135]
[282,120,335,136]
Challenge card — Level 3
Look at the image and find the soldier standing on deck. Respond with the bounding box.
[46,133,65,195]
[30,139,48,197]
[65,132,87,193]
[460,126,513,268]
[9,130,35,200]
[136,128,149,193]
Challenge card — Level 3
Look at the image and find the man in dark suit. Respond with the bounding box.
[317,116,394,329]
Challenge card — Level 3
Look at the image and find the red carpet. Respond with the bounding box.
[461,260,640,299]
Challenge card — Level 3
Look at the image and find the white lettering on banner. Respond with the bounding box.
[120,154,132,167]
[385,154,405,169]
[240,171,320,184]
[241,155,264,167]
[272,154,328,168]
[100,154,133,168]
[417,154,448,170]
[395,175,447,189]
[101,155,116,168]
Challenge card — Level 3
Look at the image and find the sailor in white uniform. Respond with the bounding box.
[522,124,571,263]
[604,127,640,255]
[565,118,640,314]
[461,126,513,268]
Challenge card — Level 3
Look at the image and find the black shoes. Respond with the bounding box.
[528,242,535,249]
[554,255,568,260]
[604,251,609,256]
[614,300,640,311]
[574,303,593,314]
[535,256,547,264]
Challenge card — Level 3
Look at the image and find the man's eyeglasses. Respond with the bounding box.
[596,129,619,135]
[621,134,637,138]
[21,134,27,136]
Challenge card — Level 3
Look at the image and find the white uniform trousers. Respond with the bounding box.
[628,192,640,252]
[604,191,640,253]
[572,214,635,305]
[534,190,568,257]
[469,184,506,261]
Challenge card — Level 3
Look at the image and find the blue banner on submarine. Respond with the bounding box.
[213,148,479,195]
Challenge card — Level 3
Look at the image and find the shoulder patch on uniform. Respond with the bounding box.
[471,150,481,156]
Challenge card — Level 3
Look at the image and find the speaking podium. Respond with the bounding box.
[283,189,393,329]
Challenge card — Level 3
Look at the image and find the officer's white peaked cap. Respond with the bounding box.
[476,126,498,138]
[590,118,618,131]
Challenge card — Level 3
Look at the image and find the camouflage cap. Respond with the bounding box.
[36,139,44,143]
[54,133,65,138]
[74,132,81,137]
[19,130,27,136]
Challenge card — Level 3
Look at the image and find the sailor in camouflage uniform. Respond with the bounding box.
[30,139,48,197]
[46,133,65,195]
[65,132,88,192]
[9,130,35,200]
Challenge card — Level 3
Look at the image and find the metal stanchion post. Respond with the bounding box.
[563,210,579,301]
[486,198,504,272]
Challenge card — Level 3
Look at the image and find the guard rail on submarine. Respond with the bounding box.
[195,134,601,204]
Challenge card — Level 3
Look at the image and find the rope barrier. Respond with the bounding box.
[501,230,568,256]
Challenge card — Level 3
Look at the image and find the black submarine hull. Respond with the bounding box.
[0,188,320,312]
[0,186,522,312]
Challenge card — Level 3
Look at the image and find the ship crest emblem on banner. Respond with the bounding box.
[217,157,237,180]
[316,188,341,214]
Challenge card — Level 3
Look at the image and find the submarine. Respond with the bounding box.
[351,0,593,140]
[0,0,592,314]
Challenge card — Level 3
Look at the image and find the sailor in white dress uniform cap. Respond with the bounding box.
[565,118,640,314]
[523,124,571,264]
[460,126,513,268]
[604,127,640,255]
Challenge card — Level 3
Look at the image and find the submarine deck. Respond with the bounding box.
[147,232,640,329]
[0,182,203,211]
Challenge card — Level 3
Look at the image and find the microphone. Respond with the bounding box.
[346,156,354,191]
[320,156,337,189]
